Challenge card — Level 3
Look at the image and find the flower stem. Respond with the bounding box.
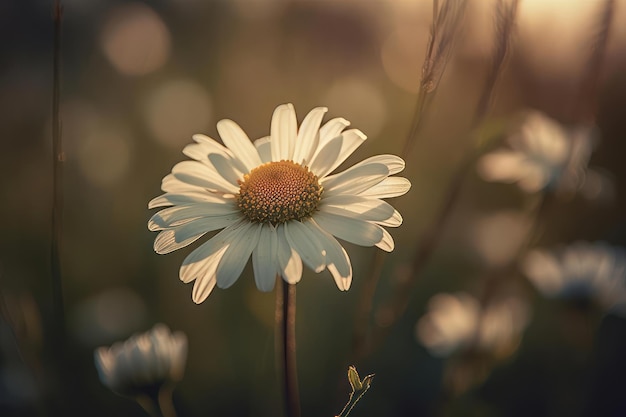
[275,278,301,417]
[136,386,178,417]
[51,0,65,341]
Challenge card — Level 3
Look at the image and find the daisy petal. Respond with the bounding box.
[314,211,384,247]
[184,135,233,161]
[284,221,326,273]
[358,177,412,199]
[172,161,239,194]
[293,106,327,164]
[161,174,204,194]
[308,136,343,179]
[190,255,220,304]
[254,136,272,163]
[309,129,367,178]
[319,117,350,146]
[179,221,245,284]
[208,153,245,186]
[148,191,229,209]
[148,202,239,230]
[252,225,278,292]
[353,154,405,175]
[277,224,303,284]
[321,195,398,225]
[271,103,297,161]
[375,226,395,252]
[153,214,242,254]
[322,163,389,197]
[217,119,263,172]
[303,219,352,290]
[216,223,262,289]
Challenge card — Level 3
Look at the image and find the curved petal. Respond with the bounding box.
[284,220,326,273]
[353,154,405,175]
[276,224,303,284]
[148,190,230,209]
[153,214,242,254]
[254,136,272,164]
[310,129,367,178]
[190,247,225,304]
[148,202,239,230]
[303,219,352,291]
[179,221,246,284]
[308,136,343,179]
[375,226,395,252]
[208,153,245,186]
[252,225,278,291]
[321,195,399,225]
[314,211,384,247]
[358,177,411,199]
[293,106,327,164]
[321,163,389,197]
[217,119,263,172]
[271,104,297,161]
[161,174,205,194]
[216,223,262,289]
[184,135,233,162]
[319,117,350,146]
[172,161,239,194]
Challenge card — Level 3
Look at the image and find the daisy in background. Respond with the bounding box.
[522,241,626,314]
[417,291,530,359]
[477,111,612,199]
[94,324,187,398]
[149,104,410,303]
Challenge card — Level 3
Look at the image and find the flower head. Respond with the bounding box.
[149,104,410,303]
[522,241,626,313]
[477,111,595,194]
[94,324,187,397]
[416,292,529,358]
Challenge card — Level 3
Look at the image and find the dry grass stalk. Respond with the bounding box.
[573,0,615,121]
[352,0,521,362]
[402,0,468,158]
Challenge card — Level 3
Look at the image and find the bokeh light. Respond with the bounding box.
[144,79,213,148]
[100,3,171,76]
[70,287,147,346]
[322,77,387,138]
[380,26,428,93]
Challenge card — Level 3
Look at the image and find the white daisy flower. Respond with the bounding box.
[148,103,410,303]
[416,292,480,357]
[417,292,529,358]
[94,324,187,397]
[522,241,626,313]
[477,111,595,194]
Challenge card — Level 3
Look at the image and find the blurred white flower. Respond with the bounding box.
[94,324,187,397]
[416,292,480,357]
[417,292,530,358]
[149,103,410,303]
[522,241,626,313]
[477,111,596,195]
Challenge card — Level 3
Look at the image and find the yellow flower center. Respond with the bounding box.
[237,161,323,225]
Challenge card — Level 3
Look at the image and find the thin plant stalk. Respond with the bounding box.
[351,0,519,361]
[403,0,468,157]
[275,278,301,417]
[51,0,65,338]
[349,0,468,362]
[136,386,178,417]
[157,386,178,417]
[572,0,615,121]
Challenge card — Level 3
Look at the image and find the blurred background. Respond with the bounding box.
[3,0,626,416]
